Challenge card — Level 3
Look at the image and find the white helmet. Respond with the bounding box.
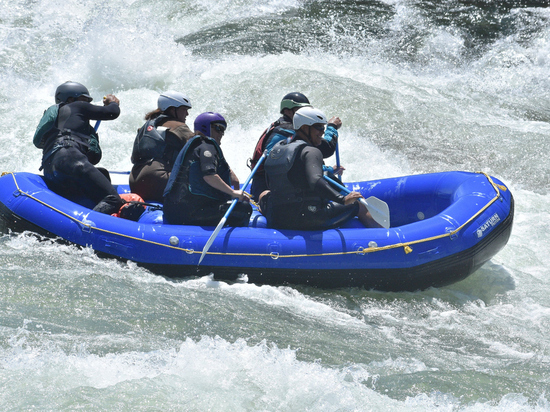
[157,91,192,111]
[293,107,328,130]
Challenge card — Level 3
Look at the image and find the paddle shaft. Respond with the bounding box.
[198,151,268,265]
[323,174,351,193]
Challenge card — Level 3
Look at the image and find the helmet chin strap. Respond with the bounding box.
[305,126,315,145]
[296,127,314,145]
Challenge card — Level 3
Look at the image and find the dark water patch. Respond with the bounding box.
[176,0,549,69]
[176,1,394,56]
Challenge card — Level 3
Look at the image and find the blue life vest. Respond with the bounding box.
[164,135,231,202]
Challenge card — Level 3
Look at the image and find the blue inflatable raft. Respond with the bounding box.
[0,171,513,291]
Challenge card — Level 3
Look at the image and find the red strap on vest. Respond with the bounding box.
[249,122,276,170]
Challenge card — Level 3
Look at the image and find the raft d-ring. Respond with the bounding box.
[356,247,366,256]
[185,249,194,255]
[446,227,458,240]
[270,252,280,260]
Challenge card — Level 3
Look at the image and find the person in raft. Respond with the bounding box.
[163,112,252,226]
[129,91,195,202]
[248,92,344,201]
[261,107,380,230]
[33,81,123,215]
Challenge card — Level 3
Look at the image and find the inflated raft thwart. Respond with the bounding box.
[0,171,513,291]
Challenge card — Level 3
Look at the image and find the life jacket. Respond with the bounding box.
[264,139,312,206]
[130,115,173,166]
[164,135,231,202]
[33,104,61,149]
[36,104,102,168]
[248,116,294,171]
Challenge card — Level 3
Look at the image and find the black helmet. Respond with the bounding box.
[280,92,311,114]
[55,81,93,104]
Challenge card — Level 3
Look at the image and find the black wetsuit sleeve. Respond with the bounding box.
[301,146,345,203]
[57,101,120,135]
[75,101,120,121]
[198,142,219,176]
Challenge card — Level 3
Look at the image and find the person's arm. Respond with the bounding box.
[203,174,248,202]
[229,169,240,189]
[164,122,194,155]
[199,143,248,201]
[164,122,194,145]
[302,147,345,203]
[323,164,346,175]
[78,98,120,121]
[318,117,341,158]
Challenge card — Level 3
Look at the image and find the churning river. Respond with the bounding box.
[1,0,549,410]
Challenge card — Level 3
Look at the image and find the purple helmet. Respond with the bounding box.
[194,112,227,137]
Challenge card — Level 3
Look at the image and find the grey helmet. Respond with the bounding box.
[158,91,192,111]
[55,81,93,104]
[293,107,328,130]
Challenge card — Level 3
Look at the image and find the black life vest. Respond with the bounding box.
[130,115,172,165]
[164,135,231,202]
[264,139,312,206]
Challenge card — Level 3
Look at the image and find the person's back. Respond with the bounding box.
[264,138,354,230]
[34,81,123,215]
[129,91,194,202]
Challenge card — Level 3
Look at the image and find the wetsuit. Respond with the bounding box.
[129,116,194,202]
[163,135,252,226]
[249,115,339,200]
[37,100,123,214]
[263,137,358,230]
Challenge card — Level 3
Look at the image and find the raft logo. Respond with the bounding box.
[476,213,500,238]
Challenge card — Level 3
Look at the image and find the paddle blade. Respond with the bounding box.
[361,196,390,229]
[198,216,227,265]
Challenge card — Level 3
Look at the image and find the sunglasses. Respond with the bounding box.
[311,124,325,132]
[212,124,226,133]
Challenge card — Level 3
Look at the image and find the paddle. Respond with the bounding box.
[323,175,390,229]
[94,95,111,131]
[198,151,268,265]
[335,142,341,174]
